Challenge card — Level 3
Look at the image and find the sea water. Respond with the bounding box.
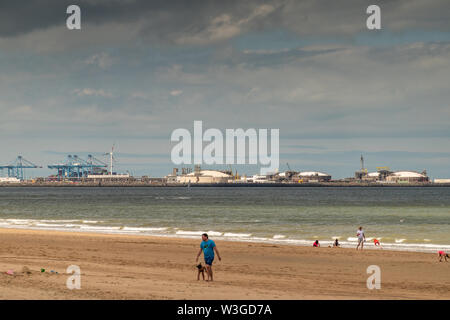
[0,186,449,253]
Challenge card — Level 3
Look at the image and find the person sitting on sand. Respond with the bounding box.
[333,239,340,247]
[356,226,366,250]
[196,233,221,281]
[313,240,320,247]
[438,251,449,262]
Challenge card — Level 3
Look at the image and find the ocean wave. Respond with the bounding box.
[3,219,34,225]
[0,221,449,253]
[206,231,223,236]
[122,227,168,232]
[223,232,252,238]
[34,223,67,227]
[176,230,204,236]
[80,225,121,231]
[40,219,80,223]
[82,220,102,224]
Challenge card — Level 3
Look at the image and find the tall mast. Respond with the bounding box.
[110,145,114,175]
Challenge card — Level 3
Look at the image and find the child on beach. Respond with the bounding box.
[373,238,382,248]
[333,239,340,247]
[438,251,449,262]
[313,240,320,247]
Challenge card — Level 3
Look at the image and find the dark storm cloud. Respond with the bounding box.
[1,0,449,43]
[0,0,271,38]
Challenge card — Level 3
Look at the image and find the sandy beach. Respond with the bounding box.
[0,228,448,300]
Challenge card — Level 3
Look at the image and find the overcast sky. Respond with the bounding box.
[0,0,449,179]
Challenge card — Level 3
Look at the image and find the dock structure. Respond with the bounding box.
[48,154,108,181]
[0,156,42,181]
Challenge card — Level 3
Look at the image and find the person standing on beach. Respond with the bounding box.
[196,233,221,281]
[356,226,366,250]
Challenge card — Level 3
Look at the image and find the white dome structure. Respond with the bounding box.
[391,171,426,178]
[367,172,380,177]
[299,171,330,177]
[386,171,428,183]
[297,171,331,182]
[178,170,232,183]
[185,170,231,178]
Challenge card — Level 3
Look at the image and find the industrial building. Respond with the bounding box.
[353,155,429,183]
[266,169,332,183]
[296,171,332,182]
[0,150,443,185]
[0,177,21,184]
[386,171,429,183]
[177,170,233,184]
[86,173,131,182]
[241,174,273,183]
[434,179,450,184]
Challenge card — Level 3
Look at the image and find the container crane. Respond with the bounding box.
[0,156,42,181]
[48,154,107,181]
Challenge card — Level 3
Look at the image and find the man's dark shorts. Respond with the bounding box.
[205,256,214,266]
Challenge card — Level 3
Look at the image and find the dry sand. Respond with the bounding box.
[0,228,448,300]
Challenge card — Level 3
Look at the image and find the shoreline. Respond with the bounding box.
[0,225,448,254]
[0,228,448,299]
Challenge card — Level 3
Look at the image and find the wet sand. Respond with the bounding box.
[0,228,448,299]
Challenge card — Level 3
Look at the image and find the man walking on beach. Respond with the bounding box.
[196,233,221,281]
[356,226,366,250]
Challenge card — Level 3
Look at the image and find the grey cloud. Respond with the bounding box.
[1,0,449,52]
[0,0,270,39]
[2,41,449,140]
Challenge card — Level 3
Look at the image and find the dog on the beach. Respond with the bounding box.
[196,263,207,280]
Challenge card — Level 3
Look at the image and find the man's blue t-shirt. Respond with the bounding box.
[200,239,216,260]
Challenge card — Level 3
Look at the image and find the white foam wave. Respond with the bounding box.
[223,233,252,238]
[35,223,67,227]
[40,219,80,223]
[4,219,33,225]
[206,231,223,236]
[122,227,168,232]
[0,220,449,253]
[176,230,204,236]
[80,225,121,231]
